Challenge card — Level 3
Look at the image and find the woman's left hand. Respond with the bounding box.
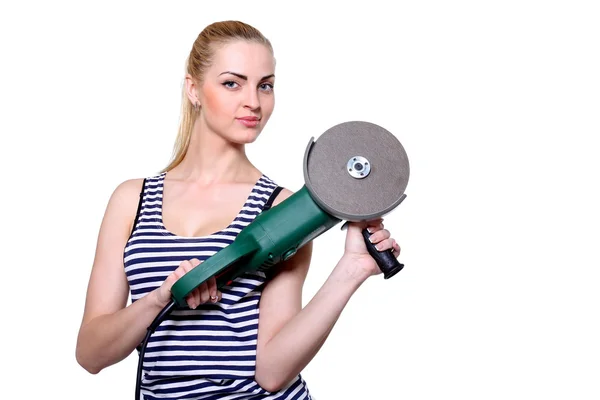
[341,218,401,281]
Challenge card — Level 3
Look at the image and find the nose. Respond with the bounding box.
[244,88,260,111]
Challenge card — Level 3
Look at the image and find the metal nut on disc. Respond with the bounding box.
[347,156,371,179]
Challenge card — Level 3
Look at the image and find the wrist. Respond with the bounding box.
[332,255,372,287]
[148,287,170,310]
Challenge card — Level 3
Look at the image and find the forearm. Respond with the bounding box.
[76,290,164,374]
[256,256,367,390]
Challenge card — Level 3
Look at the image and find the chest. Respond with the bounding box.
[161,181,255,237]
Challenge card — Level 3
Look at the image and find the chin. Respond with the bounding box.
[242,133,261,144]
[232,126,263,144]
[226,132,261,145]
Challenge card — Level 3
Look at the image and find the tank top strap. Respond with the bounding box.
[128,172,166,239]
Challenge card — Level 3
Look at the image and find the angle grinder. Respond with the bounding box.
[135,120,410,399]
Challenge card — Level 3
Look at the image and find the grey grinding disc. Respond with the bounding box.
[303,121,410,221]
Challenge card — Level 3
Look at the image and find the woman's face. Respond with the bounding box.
[196,40,275,145]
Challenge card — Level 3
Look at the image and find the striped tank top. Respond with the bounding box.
[124,172,313,400]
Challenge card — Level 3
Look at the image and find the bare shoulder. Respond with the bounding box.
[111,178,145,202]
[102,178,146,231]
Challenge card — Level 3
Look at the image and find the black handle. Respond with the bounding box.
[361,228,404,279]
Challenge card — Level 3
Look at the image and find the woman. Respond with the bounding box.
[76,20,401,399]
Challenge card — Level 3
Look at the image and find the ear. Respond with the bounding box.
[184,74,200,107]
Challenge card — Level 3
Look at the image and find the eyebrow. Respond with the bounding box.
[219,71,275,81]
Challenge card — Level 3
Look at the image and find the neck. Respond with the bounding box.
[169,119,254,184]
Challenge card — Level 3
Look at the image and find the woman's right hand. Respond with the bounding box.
[153,258,222,309]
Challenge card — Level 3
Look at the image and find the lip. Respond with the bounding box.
[236,116,261,128]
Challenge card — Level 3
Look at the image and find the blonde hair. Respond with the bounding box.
[161,20,274,172]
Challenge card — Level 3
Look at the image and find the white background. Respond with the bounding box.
[1,1,599,399]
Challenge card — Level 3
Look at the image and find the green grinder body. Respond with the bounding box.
[170,185,341,307]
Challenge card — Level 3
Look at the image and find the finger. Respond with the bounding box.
[367,228,390,244]
[179,259,194,274]
[365,219,384,233]
[391,239,401,257]
[172,261,192,308]
[177,262,193,307]
[217,291,222,302]
[194,287,202,307]
[189,258,201,268]
[172,264,187,279]
[207,277,218,302]
[164,267,184,291]
[185,289,194,309]
[186,294,195,309]
[198,281,210,304]
[164,271,177,287]
[185,286,198,309]
[373,237,394,252]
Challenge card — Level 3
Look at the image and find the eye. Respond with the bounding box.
[259,82,274,92]
[222,81,239,89]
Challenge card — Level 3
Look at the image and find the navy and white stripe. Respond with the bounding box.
[124,172,313,400]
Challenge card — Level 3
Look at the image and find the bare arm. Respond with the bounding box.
[254,189,400,392]
[75,179,163,373]
[255,245,366,392]
[75,179,211,374]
